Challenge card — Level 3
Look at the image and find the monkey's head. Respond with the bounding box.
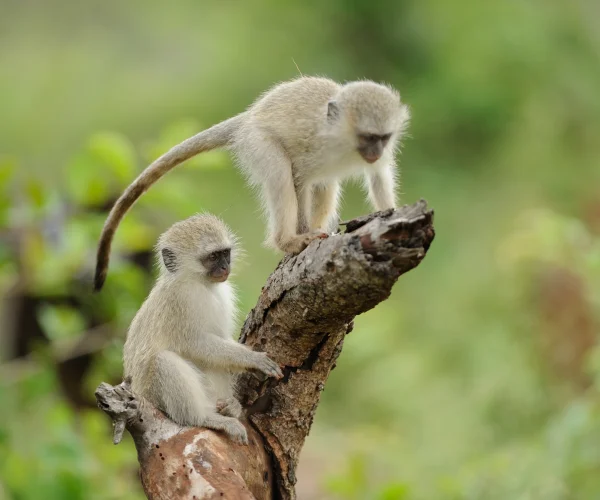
[157,214,238,283]
[328,81,410,164]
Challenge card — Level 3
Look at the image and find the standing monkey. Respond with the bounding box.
[124,214,282,444]
[95,76,410,290]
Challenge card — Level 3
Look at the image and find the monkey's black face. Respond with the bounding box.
[357,133,392,164]
[201,248,231,282]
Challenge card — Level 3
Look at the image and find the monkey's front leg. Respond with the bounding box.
[367,163,397,210]
[193,335,283,378]
[216,397,243,418]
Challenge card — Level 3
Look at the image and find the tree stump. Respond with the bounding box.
[96,200,435,500]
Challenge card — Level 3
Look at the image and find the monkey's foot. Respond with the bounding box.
[216,397,243,418]
[281,231,328,255]
[202,414,249,445]
[223,419,249,445]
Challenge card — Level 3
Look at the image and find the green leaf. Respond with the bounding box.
[324,454,369,499]
[115,215,156,253]
[65,152,111,206]
[0,157,17,226]
[377,482,410,500]
[26,179,48,209]
[65,132,137,205]
[87,132,136,183]
[37,305,86,342]
[0,157,16,186]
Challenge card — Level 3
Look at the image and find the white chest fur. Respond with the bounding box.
[180,280,236,340]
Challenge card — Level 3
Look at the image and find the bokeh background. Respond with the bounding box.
[1,0,600,498]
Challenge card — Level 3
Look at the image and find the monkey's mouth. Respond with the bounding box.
[359,151,381,164]
[210,271,230,282]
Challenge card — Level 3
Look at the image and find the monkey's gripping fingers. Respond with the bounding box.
[216,397,243,418]
[252,352,284,379]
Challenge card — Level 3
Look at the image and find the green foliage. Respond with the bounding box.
[325,454,411,500]
[0,372,144,500]
[65,132,136,206]
[1,0,599,498]
[37,305,86,343]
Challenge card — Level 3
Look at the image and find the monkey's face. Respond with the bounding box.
[200,248,231,283]
[157,214,238,282]
[356,133,392,164]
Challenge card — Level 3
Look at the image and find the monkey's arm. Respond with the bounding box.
[191,334,282,378]
[367,162,397,210]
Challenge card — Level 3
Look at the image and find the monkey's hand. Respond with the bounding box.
[282,231,329,255]
[251,352,284,379]
[216,397,243,418]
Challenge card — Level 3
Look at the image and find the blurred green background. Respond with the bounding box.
[1,0,600,498]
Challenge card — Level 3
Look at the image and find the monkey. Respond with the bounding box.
[95,76,410,290]
[123,213,283,445]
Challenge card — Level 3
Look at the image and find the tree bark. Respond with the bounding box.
[95,200,435,500]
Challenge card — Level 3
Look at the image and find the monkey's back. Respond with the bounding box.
[247,77,340,152]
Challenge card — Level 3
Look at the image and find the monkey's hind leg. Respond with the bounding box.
[296,185,312,235]
[264,174,327,255]
[238,132,325,254]
[216,397,243,418]
[310,181,341,233]
[154,351,248,444]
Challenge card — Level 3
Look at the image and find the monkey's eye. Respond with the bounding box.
[381,133,392,142]
[208,252,219,261]
[359,134,378,143]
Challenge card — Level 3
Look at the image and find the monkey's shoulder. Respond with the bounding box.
[252,77,340,116]
[264,76,338,97]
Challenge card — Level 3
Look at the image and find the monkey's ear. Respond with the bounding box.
[327,100,339,121]
[161,248,177,273]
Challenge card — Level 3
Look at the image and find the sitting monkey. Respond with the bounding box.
[123,214,282,444]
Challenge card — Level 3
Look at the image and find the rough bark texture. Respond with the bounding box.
[95,200,435,500]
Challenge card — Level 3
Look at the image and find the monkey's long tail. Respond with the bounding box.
[94,113,245,291]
